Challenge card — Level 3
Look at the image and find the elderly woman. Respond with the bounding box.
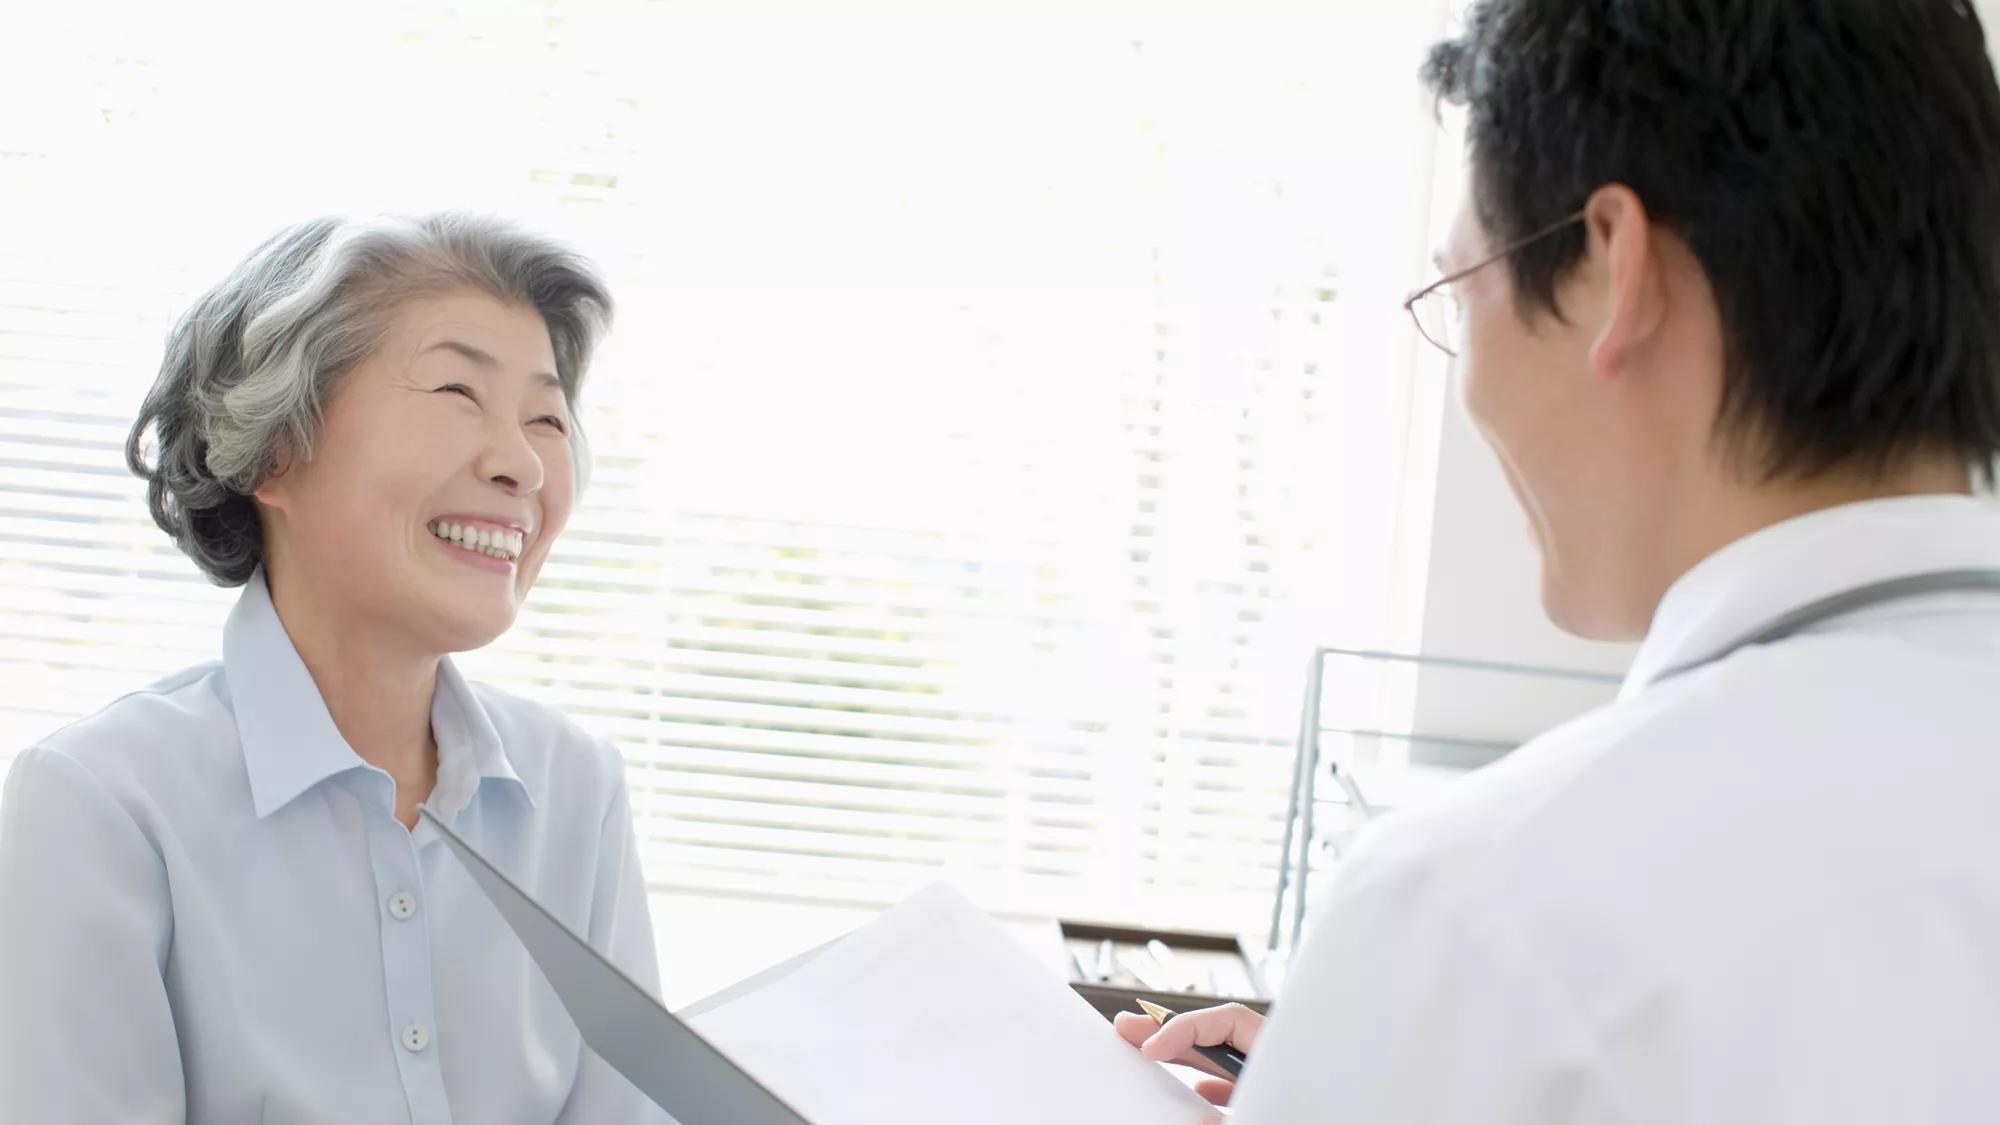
[0,215,665,1123]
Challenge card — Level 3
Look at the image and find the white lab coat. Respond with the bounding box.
[1229,495,2000,1124]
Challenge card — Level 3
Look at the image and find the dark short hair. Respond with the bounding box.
[1425,0,2000,480]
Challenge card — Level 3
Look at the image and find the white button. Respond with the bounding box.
[401,1023,430,1053]
[387,892,418,921]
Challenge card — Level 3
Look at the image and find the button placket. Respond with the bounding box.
[363,808,452,1123]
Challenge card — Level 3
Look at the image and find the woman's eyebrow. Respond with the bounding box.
[419,338,559,386]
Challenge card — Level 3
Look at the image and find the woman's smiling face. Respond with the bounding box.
[253,288,577,655]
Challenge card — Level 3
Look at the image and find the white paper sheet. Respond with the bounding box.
[687,883,1216,1125]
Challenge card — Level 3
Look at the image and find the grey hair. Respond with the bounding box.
[126,213,613,586]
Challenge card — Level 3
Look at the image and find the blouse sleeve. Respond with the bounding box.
[0,745,187,1123]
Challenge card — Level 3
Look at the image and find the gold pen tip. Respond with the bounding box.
[1135,998,1175,1024]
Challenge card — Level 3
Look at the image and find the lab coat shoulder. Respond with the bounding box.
[1310,639,1905,1031]
[1321,673,1691,920]
[1237,631,2000,1124]
[1227,694,1690,1125]
[1326,631,1929,930]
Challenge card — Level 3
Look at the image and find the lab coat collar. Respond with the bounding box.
[1622,494,2000,700]
[225,569,534,819]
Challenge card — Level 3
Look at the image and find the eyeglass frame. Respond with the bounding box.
[1402,208,1588,357]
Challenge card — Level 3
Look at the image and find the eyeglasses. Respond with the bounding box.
[1403,209,1587,357]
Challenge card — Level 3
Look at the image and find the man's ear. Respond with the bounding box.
[1584,184,1667,382]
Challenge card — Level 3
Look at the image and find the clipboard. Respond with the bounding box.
[418,806,813,1125]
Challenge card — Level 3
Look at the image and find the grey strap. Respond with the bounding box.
[1655,568,2000,683]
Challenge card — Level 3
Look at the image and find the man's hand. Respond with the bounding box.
[1112,1001,1266,1116]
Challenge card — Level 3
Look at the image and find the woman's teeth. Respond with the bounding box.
[427,520,523,563]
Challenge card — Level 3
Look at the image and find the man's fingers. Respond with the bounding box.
[1138,1002,1265,1062]
[1111,1010,1157,1049]
[1176,1052,1239,1083]
[1190,1076,1236,1106]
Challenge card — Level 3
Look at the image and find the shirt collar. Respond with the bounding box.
[1622,494,2000,700]
[225,569,537,819]
[429,654,537,814]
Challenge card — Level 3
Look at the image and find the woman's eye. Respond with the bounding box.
[436,383,476,399]
[534,416,570,435]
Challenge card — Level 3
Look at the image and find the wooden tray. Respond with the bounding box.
[1055,918,1273,1023]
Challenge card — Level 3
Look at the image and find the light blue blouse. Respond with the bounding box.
[0,571,669,1123]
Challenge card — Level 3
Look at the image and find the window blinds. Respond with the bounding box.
[0,0,1450,934]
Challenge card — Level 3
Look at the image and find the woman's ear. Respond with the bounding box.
[251,444,301,513]
[1585,184,1667,382]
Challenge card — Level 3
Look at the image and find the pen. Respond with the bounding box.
[1134,998,1247,1079]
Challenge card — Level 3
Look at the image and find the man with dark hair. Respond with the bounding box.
[1119,2,2000,1120]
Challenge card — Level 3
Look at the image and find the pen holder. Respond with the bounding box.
[1054,919,1273,1023]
